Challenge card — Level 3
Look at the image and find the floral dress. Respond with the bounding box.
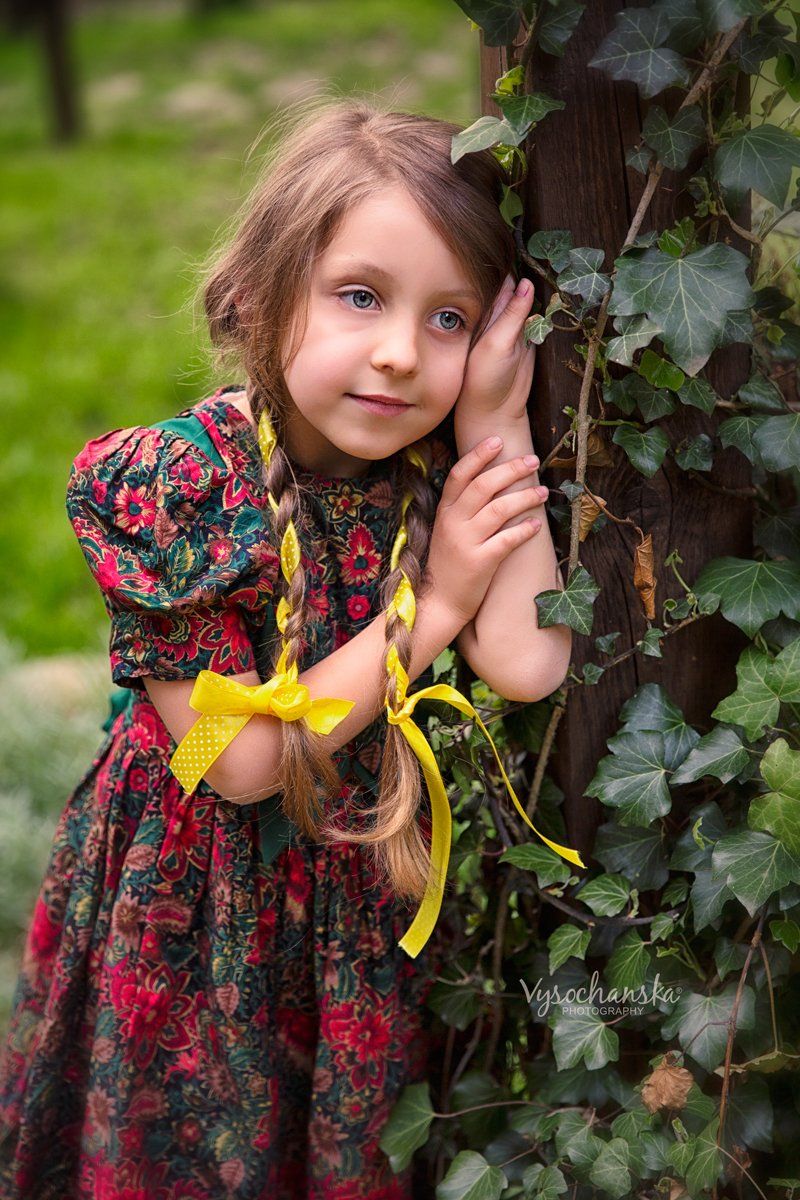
[0,387,455,1199]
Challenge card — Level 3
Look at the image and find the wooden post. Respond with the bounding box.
[479,6,752,859]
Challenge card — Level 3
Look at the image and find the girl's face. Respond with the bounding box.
[279,185,484,477]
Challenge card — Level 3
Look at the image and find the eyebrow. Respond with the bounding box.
[326,259,481,303]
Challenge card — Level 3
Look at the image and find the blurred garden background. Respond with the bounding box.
[0,0,797,1037]
[0,0,478,1029]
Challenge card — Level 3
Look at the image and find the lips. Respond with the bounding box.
[348,394,412,417]
[350,393,411,407]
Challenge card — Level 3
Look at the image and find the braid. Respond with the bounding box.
[318,442,440,904]
[247,380,341,838]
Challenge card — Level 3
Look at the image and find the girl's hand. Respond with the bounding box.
[454,273,537,429]
[425,437,546,626]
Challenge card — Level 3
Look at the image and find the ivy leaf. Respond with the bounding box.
[638,348,685,393]
[378,1083,434,1171]
[693,558,800,639]
[714,124,800,209]
[556,247,612,306]
[612,423,670,476]
[585,730,672,826]
[748,738,800,860]
[675,376,718,413]
[536,565,600,635]
[661,986,755,1070]
[594,823,669,890]
[550,1008,620,1070]
[724,1076,773,1154]
[711,830,800,915]
[577,873,631,917]
[685,1116,723,1194]
[500,843,571,887]
[521,1163,569,1199]
[671,725,750,786]
[606,930,652,990]
[609,243,756,375]
[691,867,735,932]
[642,103,705,169]
[751,412,800,472]
[451,0,523,46]
[548,924,591,973]
[436,1150,508,1200]
[739,371,789,413]
[670,801,728,871]
[619,682,698,766]
[697,0,762,34]
[496,92,565,138]
[606,314,663,365]
[427,981,481,1031]
[588,7,691,97]
[675,433,714,472]
[527,228,573,271]
[451,115,519,163]
[770,917,800,954]
[539,0,586,57]
[718,412,770,467]
[587,1137,633,1199]
[712,645,780,741]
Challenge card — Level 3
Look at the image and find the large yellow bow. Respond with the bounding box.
[386,643,585,959]
[169,642,355,793]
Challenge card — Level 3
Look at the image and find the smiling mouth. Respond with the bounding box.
[348,394,412,415]
[348,393,411,407]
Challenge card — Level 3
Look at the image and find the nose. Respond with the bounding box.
[369,313,420,376]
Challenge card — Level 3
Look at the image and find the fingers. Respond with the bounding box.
[443,436,508,502]
[483,274,534,343]
[483,273,515,333]
[485,513,542,557]
[477,484,548,538]
[457,452,543,519]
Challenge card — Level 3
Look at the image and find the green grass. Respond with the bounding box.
[0,0,477,656]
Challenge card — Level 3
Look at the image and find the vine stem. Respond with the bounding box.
[715,908,765,1169]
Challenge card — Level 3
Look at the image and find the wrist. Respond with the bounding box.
[454,414,534,457]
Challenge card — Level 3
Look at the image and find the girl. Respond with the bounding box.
[0,97,576,1198]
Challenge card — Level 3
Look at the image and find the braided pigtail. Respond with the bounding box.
[318,442,439,904]
[246,382,342,838]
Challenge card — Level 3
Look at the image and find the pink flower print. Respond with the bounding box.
[113,483,156,535]
[109,961,194,1071]
[92,479,108,505]
[209,536,233,564]
[340,525,381,587]
[346,594,370,621]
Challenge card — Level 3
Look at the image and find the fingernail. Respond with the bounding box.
[487,435,503,448]
[523,454,538,467]
[517,279,532,296]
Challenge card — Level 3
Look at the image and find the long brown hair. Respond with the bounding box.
[200,92,516,903]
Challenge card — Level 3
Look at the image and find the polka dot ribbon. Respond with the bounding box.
[385,448,585,960]
[168,410,356,793]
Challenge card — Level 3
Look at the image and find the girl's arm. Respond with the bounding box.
[454,417,572,703]
[145,587,465,805]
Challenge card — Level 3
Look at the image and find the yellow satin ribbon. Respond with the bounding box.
[386,643,585,959]
[169,642,355,793]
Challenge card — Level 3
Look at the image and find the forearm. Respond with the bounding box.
[209,583,465,806]
[454,415,572,701]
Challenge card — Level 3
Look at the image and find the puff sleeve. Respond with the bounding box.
[66,424,278,688]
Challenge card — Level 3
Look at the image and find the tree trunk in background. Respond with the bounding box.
[480,5,752,863]
[38,0,81,142]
